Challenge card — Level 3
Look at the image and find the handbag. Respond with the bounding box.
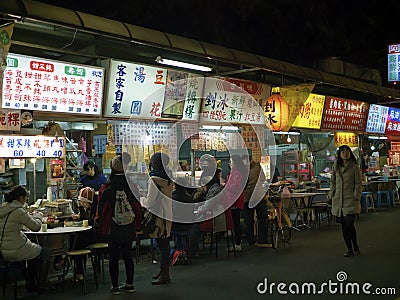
[141,208,157,235]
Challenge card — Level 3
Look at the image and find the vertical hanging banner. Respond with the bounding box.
[200,77,270,125]
[0,22,14,108]
[321,96,369,132]
[104,59,167,118]
[279,84,315,131]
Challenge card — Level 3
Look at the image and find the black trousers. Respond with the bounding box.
[340,214,359,253]
[243,200,268,245]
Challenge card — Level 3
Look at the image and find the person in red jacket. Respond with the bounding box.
[224,155,247,252]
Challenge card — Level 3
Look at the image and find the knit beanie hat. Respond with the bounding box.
[111,155,124,173]
[78,187,95,203]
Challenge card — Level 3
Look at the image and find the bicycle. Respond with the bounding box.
[265,183,293,249]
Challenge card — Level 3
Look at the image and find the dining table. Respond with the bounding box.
[290,192,326,231]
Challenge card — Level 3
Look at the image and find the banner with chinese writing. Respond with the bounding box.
[321,96,369,132]
[334,132,359,147]
[388,150,400,166]
[181,75,204,121]
[366,104,389,134]
[279,84,315,131]
[0,135,65,158]
[0,22,14,108]
[200,77,270,125]
[291,93,325,129]
[104,60,167,118]
[385,107,400,136]
[2,53,104,115]
[0,108,20,131]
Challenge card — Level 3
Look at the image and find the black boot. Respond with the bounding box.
[37,260,53,293]
[152,270,161,279]
[151,264,171,285]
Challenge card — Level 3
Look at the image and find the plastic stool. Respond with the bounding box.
[388,190,399,207]
[87,243,108,284]
[376,190,391,208]
[63,249,97,294]
[361,192,374,212]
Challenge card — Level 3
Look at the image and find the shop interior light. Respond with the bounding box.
[201,125,221,130]
[273,131,301,136]
[368,136,387,140]
[155,56,212,72]
[221,126,239,132]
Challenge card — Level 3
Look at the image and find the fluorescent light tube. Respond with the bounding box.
[156,56,212,72]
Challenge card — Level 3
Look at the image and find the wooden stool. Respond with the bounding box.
[87,243,108,284]
[63,249,97,294]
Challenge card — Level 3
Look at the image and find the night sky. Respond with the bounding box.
[35,0,399,85]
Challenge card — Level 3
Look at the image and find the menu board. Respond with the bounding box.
[385,107,400,135]
[200,77,270,125]
[291,93,325,129]
[365,104,389,134]
[0,135,65,158]
[388,44,400,82]
[104,60,167,118]
[321,96,369,132]
[334,132,359,147]
[2,53,104,115]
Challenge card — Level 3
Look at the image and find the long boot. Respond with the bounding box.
[151,264,171,285]
[152,269,161,279]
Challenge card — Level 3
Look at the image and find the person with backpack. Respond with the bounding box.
[97,155,142,295]
[141,152,174,285]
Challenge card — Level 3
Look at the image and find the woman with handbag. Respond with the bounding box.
[0,185,52,293]
[141,152,174,285]
[328,145,362,257]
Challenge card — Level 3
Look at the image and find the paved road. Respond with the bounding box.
[5,207,400,300]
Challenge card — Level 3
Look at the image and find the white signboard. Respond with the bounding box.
[200,77,270,125]
[104,60,167,118]
[0,109,20,131]
[0,135,65,158]
[2,53,104,115]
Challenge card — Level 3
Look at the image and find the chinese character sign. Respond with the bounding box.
[0,135,65,158]
[365,104,389,134]
[321,96,369,132]
[182,75,204,121]
[162,70,188,118]
[388,44,400,82]
[2,53,104,114]
[334,132,358,147]
[104,60,167,118]
[385,107,400,136]
[0,108,20,131]
[291,93,325,129]
[200,77,270,125]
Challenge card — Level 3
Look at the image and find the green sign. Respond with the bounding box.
[64,66,86,77]
[6,57,18,67]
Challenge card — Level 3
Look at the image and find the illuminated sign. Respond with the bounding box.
[0,135,65,158]
[2,53,104,115]
[292,93,325,129]
[388,44,400,82]
[365,104,389,134]
[385,107,400,135]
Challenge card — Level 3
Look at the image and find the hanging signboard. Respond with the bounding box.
[366,104,389,134]
[385,107,400,136]
[0,135,65,158]
[104,60,167,118]
[0,108,20,131]
[320,96,369,132]
[200,77,270,125]
[291,93,325,129]
[334,132,359,147]
[388,44,400,82]
[2,53,104,115]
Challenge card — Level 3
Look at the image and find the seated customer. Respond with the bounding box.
[0,185,52,293]
[70,186,101,280]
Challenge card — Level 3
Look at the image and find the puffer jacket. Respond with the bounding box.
[328,160,362,217]
[0,200,42,261]
[141,176,173,238]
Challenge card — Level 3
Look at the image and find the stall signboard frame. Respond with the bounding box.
[200,77,270,125]
[104,59,167,118]
[320,96,369,132]
[291,93,325,129]
[2,53,104,115]
[385,107,400,136]
[365,104,389,134]
[0,135,65,158]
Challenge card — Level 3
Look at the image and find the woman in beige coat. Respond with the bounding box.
[328,145,362,257]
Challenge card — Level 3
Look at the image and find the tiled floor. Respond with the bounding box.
[3,207,400,300]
